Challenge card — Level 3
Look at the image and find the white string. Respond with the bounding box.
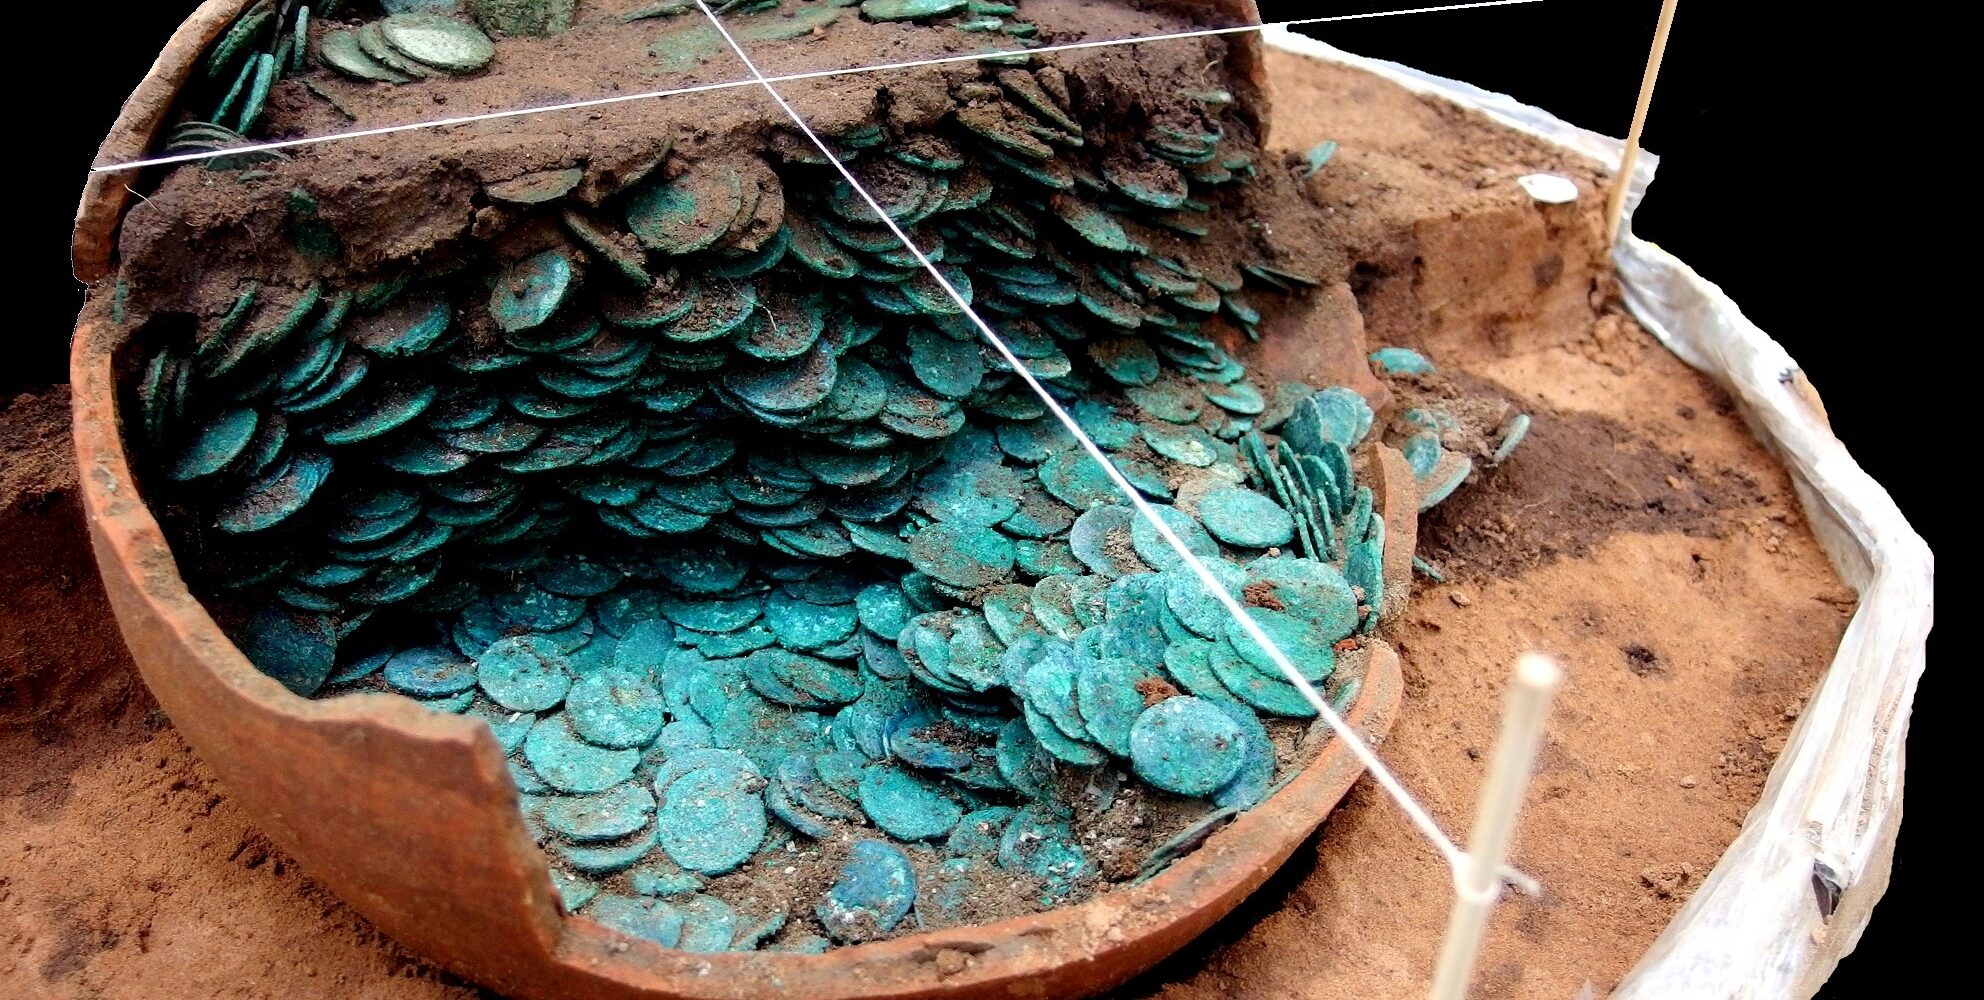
[93,1,1545,173]
[690,0,1473,868]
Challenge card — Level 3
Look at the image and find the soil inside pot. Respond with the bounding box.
[3,33,1850,1000]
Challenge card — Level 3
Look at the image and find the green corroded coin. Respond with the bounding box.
[1128,696,1246,797]
[1125,381,1206,424]
[358,21,432,78]
[980,583,1033,644]
[627,160,744,256]
[1369,346,1435,376]
[320,380,437,443]
[169,408,258,481]
[629,856,704,898]
[857,764,962,841]
[384,645,476,697]
[550,869,599,912]
[854,583,908,645]
[860,0,968,21]
[496,583,587,626]
[1088,337,1160,387]
[1128,504,1217,572]
[1036,450,1119,510]
[1142,423,1217,468]
[1068,399,1139,449]
[1204,380,1266,415]
[732,908,786,951]
[996,803,1090,893]
[320,29,413,84]
[675,894,740,952]
[1402,433,1441,478]
[1206,639,1315,718]
[956,104,1053,161]
[648,21,724,74]
[1491,413,1530,465]
[907,521,1014,589]
[1067,505,1141,579]
[379,13,496,73]
[1242,556,1360,639]
[217,452,331,533]
[543,782,656,842]
[650,748,759,796]
[1207,699,1273,809]
[663,280,756,343]
[993,717,1058,799]
[560,826,659,875]
[905,328,985,399]
[348,294,451,357]
[763,592,857,651]
[208,1,274,80]
[610,617,676,670]
[1283,387,1374,454]
[470,703,534,754]
[234,53,278,133]
[487,167,584,205]
[1024,695,1109,765]
[740,3,842,41]
[1198,486,1293,549]
[780,755,860,821]
[239,607,337,696]
[723,341,838,415]
[476,634,572,711]
[816,840,916,943]
[524,715,641,793]
[1019,645,1087,734]
[655,765,766,875]
[1417,449,1473,511]
[1161,637,1238,702]
[947,807,1015,859]
[489,250,573,333]
[1075,657,1156,756]
[563,211,654,286]
[1054,195,1136,252]
[1222,607,1339,687]
[754,648,862,705]
[1103,155,1188,209]
[587,895,684,947]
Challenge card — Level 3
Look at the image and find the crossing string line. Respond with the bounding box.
[92,1,1544,173]
[688,0,1513,879]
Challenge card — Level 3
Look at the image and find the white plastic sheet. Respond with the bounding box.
[1265,28,1933,999]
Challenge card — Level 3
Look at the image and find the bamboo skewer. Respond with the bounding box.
[1606,0,1681,246]
[1427,653,1564,1000]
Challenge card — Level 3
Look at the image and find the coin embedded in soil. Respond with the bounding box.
[379,14,496,73]
[1128,696,1248,796]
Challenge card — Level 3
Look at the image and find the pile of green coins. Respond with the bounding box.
[126,0,1423,953]
[195,0,332,136]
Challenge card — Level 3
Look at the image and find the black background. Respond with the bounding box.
[29,1,1939,992]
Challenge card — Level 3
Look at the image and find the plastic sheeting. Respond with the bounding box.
[1265,28,1933,999]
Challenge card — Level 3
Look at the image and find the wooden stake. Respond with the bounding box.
[1606,0,1680,246]
[1427,653,1564,1000]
